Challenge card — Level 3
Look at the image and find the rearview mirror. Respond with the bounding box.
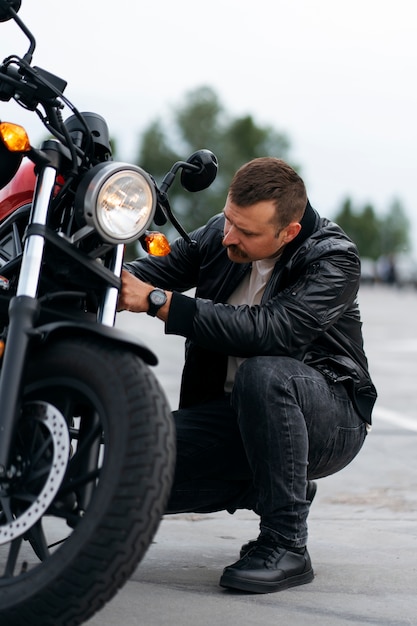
[180,149,218,192]
[0,0,21,22]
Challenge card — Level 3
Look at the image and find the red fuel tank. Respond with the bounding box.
[0,158,36,220]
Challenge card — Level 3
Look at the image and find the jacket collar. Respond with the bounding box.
[280,200,319,264]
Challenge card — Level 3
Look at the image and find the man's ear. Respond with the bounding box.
[282,222,302,244]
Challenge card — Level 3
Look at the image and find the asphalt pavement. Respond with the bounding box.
[83,284,417,626]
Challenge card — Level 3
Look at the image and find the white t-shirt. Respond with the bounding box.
[224,258,278,392]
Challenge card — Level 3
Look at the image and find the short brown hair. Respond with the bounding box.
[228,157,307,228]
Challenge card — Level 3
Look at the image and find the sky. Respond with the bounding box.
[1,0,416,252]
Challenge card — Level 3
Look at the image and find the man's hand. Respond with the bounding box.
[117,269,172,321]
[117,269,152,313]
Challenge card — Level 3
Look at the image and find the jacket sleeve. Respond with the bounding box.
[124,214,224,293]
[166,233,361,359]
[124,235,199,293]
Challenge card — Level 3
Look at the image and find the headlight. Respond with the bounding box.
[76,162,156,244]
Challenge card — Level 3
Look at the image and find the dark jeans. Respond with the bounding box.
[166,356,367,548]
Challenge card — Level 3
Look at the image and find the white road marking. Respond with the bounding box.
[373,406,417,432]
[384,339,417,353]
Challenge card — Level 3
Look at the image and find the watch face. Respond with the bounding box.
[150,290,166,306]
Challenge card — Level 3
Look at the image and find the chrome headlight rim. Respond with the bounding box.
[76,162,156,244]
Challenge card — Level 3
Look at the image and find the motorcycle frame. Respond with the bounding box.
[0,140,156,475]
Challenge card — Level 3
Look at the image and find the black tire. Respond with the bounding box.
[0,336,175,625]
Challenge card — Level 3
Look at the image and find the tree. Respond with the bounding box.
[335,198,357,240]
[333,197,411,260]
[135,86,293,235]
[379,198,411,256]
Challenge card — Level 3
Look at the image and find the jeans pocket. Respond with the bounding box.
[309,423,367,479]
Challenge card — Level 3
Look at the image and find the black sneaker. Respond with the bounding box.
[220,534,314,593]
[239,480,317,558]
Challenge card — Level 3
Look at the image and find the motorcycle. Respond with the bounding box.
[0,1,218,624]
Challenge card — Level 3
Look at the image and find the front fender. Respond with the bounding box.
[32,320,158,366]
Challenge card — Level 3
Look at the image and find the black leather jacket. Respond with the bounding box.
[126,202,377,423]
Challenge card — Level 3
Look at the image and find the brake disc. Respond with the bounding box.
[0,401,70,545]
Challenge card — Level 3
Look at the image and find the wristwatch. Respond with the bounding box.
[147,288,167,317]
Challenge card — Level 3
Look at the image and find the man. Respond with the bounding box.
[118,157,377,594]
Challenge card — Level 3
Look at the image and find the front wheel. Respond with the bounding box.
[0,336,175,625]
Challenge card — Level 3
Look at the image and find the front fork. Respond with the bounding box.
[0,164,59,476]
[0,162,124,478]
[98,242,124,326]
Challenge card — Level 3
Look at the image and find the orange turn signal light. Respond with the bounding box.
[144,232,171,256]
[0,340,5,359]
[0,121,31,152]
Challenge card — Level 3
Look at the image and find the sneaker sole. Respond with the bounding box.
[219,568,314,594]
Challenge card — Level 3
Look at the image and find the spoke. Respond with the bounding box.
[4,536,23,577]
[25,520,50,561]
[0,496,14,522]
[9,491,36,505]
[59,394,77,422]
[66,413,103,511]
[30,432,53,469]
[24,464,52,485]
[67,422,103,477]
